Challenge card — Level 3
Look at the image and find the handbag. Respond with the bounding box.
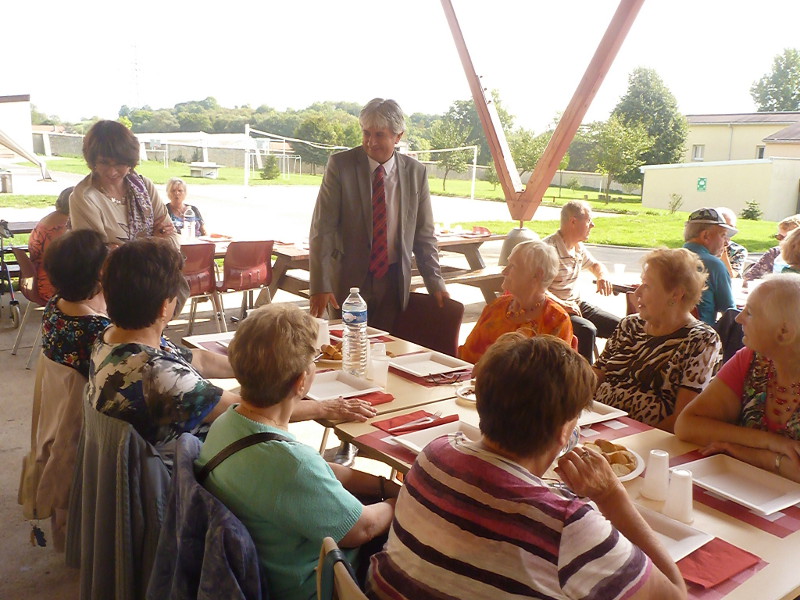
[196,430,291,484]
[18,357,49,520]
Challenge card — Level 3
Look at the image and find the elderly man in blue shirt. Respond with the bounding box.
[682,207,737,325]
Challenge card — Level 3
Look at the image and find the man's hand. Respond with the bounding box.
[310,293,339,318]
[433,289,450,308]
[596,277,613,296]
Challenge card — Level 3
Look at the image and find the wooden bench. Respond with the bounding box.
[411,265,504,304]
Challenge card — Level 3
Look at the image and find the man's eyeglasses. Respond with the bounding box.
[312,351,324,363]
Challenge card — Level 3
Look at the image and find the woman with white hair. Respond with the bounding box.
[676,275,800,482]
[594,248,721,431]
[165,177,207,237]
[458,240,572,363]
[743,214,800,284]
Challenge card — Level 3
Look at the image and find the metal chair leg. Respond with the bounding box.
[187,298,198,336]
[11,301,36,355]
[214,292,228,332]
[26,342,41,370]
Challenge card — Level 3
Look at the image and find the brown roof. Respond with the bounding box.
[763,122,800,143]
[687,112,800,125]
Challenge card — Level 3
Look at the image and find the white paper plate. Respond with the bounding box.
[328,326,389,342]
[455,382,476,406]
[675,454,800,516]
[635,504,712,561]
[306,371,381,402]
[389,351,472,377]
[618,449,645,482]
[393,421,481,455]
[578,402,628,427]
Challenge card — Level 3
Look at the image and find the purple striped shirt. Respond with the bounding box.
[367,434,651,600]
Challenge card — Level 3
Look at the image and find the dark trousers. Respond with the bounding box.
[359,263,403,332]
[571,300,621,362]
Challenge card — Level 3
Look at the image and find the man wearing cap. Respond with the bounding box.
[683,207,737,325]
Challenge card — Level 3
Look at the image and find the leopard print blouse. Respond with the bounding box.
[594,315,721,426]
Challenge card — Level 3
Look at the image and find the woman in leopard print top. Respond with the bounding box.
[593,249,721,432]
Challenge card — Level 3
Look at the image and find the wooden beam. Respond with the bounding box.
[440,0,523,209]
[513,0,646,221]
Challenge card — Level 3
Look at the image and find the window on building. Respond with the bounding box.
[756,146,765,159]
[692,145,705,161]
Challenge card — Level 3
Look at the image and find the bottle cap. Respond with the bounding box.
[350,287,359,293]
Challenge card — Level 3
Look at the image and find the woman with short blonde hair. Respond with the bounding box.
[779,228,800,272]
[199,303,398,600]
[458,240,572,363]
[594,248,721,431]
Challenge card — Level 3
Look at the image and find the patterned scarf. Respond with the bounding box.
[125,172,154,240]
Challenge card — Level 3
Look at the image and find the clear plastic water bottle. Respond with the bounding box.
[183,206,196,240]
[342,287,368,378]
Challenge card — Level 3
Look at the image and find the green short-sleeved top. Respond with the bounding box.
[197,406,363,600]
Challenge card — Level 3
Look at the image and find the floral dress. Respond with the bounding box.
[88,329,222,447]
[41,295,111,378]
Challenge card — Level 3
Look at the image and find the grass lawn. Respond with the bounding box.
[429,177,656,215]
[36,156,325,186]
[455,215,778,252]
[0,195,57,209]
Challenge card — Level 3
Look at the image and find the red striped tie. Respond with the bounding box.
[369,165,388,279]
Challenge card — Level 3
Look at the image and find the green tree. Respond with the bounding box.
[566,126,599,173]
[177,111,212,132]
[751,48,800,111]
[293,115,344,175]
[612,67,687,183]
[118,116,133,129]
[429,119,472,191]
[484,161,499,190]
[260,155,280,180]
[445,91,514,164]
[509,129,569,178]
[590,115,652,196]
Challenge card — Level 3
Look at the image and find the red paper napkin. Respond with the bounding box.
[357,391,394,406]
[677,537,760,589]
[372,410,459,435]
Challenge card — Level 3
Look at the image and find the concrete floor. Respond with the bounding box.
[0,163,633,598]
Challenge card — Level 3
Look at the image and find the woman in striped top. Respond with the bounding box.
[368,334,686,600]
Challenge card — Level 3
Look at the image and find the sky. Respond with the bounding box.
[7,0,800,133]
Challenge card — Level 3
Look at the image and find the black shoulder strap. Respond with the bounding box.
[196,431,291,484]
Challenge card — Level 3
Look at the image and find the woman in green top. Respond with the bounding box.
[197,304,398,600]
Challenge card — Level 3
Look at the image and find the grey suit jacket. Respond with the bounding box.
[309,146,445,309]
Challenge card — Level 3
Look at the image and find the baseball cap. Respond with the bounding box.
[686,207,738,236]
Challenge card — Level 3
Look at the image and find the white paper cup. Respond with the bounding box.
[662,469,693,523]
[314,318,329,350]
[370,356,391,388]
[641,449,670,501]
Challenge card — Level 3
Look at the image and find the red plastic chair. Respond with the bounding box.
[181,243,226,335]
[216,240,274,322]
[391,292,465,357]
[11,247,46,369]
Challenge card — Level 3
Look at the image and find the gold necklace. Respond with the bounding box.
[506,296,546,320]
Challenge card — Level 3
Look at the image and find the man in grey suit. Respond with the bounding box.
[309,98,448,331]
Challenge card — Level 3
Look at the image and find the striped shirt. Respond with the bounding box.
[543,232,599,312]
[367,434,651,600]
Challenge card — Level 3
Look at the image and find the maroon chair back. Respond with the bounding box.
[12,247,47,306]
[181,243,217,297]
[218,241,274,292]
[392,292,465,357]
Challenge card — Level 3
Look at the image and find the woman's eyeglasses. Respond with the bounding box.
[423,371,472,385]
[774,233,786,241]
